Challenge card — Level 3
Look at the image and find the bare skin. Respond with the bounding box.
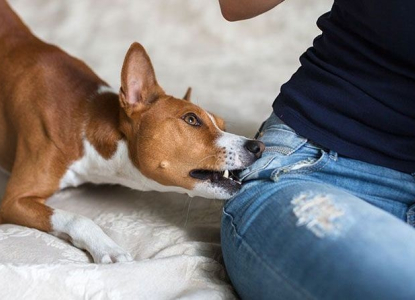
[218,0,285,21]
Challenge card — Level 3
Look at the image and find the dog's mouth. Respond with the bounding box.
[189,169,242,187]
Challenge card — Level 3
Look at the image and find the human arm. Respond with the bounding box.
[218,0,285,22]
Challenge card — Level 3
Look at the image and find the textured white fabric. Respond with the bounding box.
[0,172,234,299]
[1,0,331,299]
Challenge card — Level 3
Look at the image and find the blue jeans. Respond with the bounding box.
[221,113,415,300]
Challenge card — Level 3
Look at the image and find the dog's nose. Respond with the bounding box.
[244,140,265,158]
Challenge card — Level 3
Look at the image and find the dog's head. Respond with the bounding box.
[118,43,264,199]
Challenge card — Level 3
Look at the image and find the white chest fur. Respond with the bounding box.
[59,139,198,196]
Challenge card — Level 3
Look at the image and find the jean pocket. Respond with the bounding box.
[238,154,281,181]
[238,127,309,181]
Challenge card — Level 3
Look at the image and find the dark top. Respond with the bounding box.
[273,0,415,174]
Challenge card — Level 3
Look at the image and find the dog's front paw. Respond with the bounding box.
[98,252,133,264]
[50,210,133,264]
[91,246,134,264]
[86,237,134,263]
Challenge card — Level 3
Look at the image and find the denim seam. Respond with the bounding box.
[270,150,330,180]
[264,146,293,155]
[261,130,307,155]
[264,127,299,135]
[238,155,279,181]
[223,209,317,300]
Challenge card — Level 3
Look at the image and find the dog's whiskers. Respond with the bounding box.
[194,154,219,167]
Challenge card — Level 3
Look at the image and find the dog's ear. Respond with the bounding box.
[183,87,192,102]
[119,42,164,116]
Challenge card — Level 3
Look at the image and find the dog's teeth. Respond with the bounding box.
[223,170,229,179]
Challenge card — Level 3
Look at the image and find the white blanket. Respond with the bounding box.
[0,171,235,299]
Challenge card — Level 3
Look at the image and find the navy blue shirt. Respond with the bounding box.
[273,0,415,173]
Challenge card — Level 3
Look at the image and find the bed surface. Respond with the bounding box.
[0,171,235,299]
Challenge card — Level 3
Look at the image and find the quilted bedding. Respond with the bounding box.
[0,171,235,299]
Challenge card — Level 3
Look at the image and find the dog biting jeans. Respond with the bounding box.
[221,112,415,300]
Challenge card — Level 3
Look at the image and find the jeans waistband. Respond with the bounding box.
[254,113,286,139]
[256,113,415,179]
[254,113,316,156]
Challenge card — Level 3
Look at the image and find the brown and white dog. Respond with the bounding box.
[0,1,264,263]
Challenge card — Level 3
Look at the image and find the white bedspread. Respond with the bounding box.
[0,171,235,299]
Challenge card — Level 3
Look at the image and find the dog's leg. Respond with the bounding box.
[0,193,133,263]
[51,208,133,263]
[0,146,133,263]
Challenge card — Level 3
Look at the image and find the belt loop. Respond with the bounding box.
[329,150,338,161]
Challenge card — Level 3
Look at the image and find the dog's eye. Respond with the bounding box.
[182,113,201,126]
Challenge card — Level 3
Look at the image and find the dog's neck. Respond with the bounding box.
[59,86,197,196]
[84,86,123,160]
[61,137,195,195]
[59,86,127,188]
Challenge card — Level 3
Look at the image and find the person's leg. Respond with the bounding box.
[221,113,415,300]
[222,180,415,300]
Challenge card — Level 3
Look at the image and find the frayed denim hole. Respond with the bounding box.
[291,192,344,238]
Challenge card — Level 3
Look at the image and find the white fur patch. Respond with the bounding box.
[216,132,248,168]
[206,113,250,170]
[60,139,208,197]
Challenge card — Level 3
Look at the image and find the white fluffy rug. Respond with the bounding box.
[0,0,332,299]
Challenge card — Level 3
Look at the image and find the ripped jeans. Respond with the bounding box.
[221,113,415,300]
